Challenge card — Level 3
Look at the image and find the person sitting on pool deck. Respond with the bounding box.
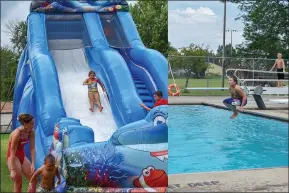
[223,76,247,119]
[141,90,168,111]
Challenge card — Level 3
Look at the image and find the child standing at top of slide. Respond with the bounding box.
[83,70,104,112]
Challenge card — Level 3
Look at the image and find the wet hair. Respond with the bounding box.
[154,90,163,98]
[44,154,55,164]
[230,76,238,84]
[88,70,96,76]
[18,114,34,125]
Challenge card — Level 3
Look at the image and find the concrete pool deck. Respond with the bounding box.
[168,96,288,192]
[168,167,288,192]
[169,96,288,121]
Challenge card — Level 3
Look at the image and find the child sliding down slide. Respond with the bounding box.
[83,70,104,112]
[223,76,247,119]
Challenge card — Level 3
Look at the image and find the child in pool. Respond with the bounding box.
[83,70,104,112]
[223,76,247,119]
[29,154,60,192]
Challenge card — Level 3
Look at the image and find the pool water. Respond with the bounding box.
[168,105,288,174]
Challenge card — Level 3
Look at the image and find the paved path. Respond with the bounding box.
[168,167,288,192]
[169,96,288,121]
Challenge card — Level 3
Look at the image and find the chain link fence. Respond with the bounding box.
[1,101,13,134]
[168,55,289,95]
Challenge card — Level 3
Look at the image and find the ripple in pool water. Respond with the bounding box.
[168,105,288,174]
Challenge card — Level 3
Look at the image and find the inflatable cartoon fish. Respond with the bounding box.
[132,166,168,192]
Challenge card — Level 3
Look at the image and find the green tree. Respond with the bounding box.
[216,44,238,57]
[169,44,211,90]
[233,0,289,59]
[1,47,18,101]
[4,20,27,57]
[1,20,26,101]
[130,0,168,56]
[167,42,177,54]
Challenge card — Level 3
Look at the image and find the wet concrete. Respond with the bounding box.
[168,167,288,192]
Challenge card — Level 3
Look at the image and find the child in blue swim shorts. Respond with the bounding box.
[223,76,247,119]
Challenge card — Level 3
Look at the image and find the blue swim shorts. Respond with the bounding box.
[223,98,247,106]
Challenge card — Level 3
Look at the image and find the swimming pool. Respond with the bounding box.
[168,105,288,174]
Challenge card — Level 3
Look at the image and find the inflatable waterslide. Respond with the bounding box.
[12,1,168,192]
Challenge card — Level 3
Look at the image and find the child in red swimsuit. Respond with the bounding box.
[141,90,168,111]
[83,70,104,112]
[7,114,36,192]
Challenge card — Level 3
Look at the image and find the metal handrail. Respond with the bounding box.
[225,68,289,85]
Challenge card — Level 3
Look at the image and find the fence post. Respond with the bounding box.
[206,78,209,96]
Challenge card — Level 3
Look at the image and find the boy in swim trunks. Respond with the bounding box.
[223,76,247,119]
[29,154,60,192]
[141,90,168,111]
[270,53,285,88]
[83,70,104,112]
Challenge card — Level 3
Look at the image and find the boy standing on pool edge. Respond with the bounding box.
[270,53,285,88]
[223,76,247,119]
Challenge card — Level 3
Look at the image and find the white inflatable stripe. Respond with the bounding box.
[139,175,157,192]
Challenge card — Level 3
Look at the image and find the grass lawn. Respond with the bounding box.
[1,134,29,192]
[169,77,229,96]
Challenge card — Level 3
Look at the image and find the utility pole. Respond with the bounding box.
[221,0,227,88]
[226,29,238,56]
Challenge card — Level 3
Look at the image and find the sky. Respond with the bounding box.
[168,1,245,52]
[0,1,244,52]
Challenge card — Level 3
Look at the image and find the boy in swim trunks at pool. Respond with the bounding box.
[270,53,285,88]
[223,76,247,119]
[29,154,60,192]
[141,90,168,111]
[83,70,104,112]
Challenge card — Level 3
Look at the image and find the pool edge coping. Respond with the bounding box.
[169,102,289,122]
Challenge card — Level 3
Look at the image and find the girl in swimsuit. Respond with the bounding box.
[83,70,104,112]
[6,114,36,192]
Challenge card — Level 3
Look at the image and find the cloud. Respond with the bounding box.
[168,2,245,52]
[169,7,217,25]
[1,1,30,47]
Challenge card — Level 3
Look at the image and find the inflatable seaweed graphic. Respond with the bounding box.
[49,107,168,192]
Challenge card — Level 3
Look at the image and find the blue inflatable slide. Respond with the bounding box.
[12,0,168,192]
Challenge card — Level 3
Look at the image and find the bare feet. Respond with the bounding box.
[230,112,239,119]
[99,106,104,112]
[89,108,94,112]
